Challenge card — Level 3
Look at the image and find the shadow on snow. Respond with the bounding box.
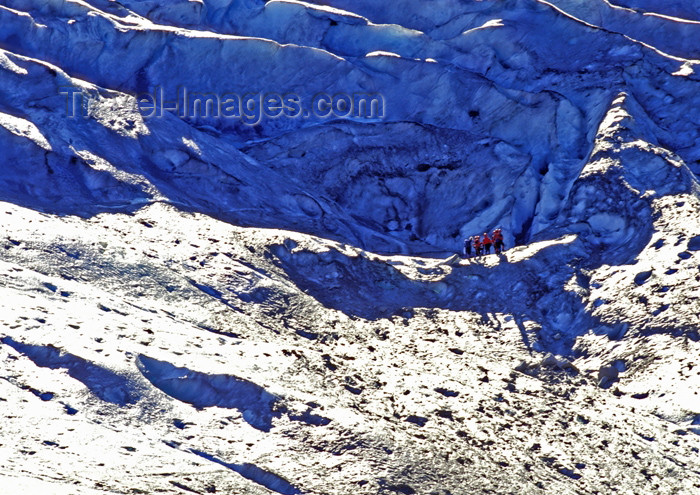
[1,337,138,405]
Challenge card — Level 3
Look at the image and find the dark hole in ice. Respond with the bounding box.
[405,415,428,427]
[634,270,652,285]
[688,235,700,251]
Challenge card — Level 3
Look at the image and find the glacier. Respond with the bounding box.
[1,0,700,493]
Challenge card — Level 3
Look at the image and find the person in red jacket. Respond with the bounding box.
[473,235,482,256]
[482,232,493,254]
[493,228,505,254]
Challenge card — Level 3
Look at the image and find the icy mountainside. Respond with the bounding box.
[3,0,700,251]
[1,200,699,495]
[1,0,700,494]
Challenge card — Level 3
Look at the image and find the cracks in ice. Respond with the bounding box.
[136,355,330,431]
[537,0,700,66]
[189,449,302,495]
[1,337,139,405]
[136,354,282,431]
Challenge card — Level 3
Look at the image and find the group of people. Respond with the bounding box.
[463,228,505,258]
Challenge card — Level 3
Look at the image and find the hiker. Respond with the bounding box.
[473,235,482,257]
[482,232,493,255]
[463,236,473,258]
[493,228,505,254]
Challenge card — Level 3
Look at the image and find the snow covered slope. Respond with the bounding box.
[1,0,700,493]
